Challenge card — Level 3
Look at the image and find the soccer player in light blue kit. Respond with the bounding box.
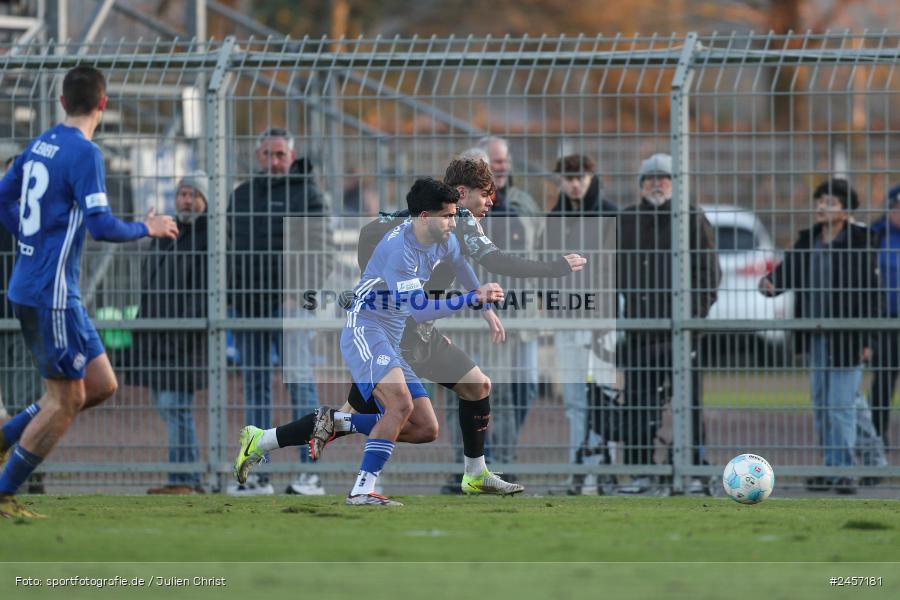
[339,178,503,505]
[0,66,178,518]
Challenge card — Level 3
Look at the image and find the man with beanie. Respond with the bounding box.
[760,178,882,494]
[131,171,209,494]
[617,153,720,495]
[868,184,900,446]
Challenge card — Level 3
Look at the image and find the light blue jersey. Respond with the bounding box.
[342,219,482,400]
[346,220,478,344]
[0,124,110,309]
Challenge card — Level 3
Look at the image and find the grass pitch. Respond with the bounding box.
[1,495,898,599]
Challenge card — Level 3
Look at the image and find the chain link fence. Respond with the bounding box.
[1,32,899,495]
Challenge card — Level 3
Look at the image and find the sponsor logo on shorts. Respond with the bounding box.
[72,353,86,371]
[376,355,390,366]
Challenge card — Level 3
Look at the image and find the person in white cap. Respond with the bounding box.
[616,153,720,495]
[130,171,209,495]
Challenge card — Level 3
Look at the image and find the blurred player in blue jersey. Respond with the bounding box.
[0,66,179,518]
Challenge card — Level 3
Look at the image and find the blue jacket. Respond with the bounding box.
[871,216,900,317]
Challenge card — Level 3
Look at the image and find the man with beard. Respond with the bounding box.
[130,172,209,494]
[227,128,332,496]
[616,153,720,495]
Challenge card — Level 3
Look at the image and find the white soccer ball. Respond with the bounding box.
[722,454,775,504]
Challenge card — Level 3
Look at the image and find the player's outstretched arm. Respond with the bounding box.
[405,283,504,323]
[477,250,586,278]
[85,206,177,242]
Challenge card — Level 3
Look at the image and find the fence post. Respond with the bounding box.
[669,32,699,495]
[206,36,236,492]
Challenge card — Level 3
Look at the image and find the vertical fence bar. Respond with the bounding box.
[669,32,699,494]
[206,36,236,490]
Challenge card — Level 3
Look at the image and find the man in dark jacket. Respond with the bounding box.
[616,153,720,494]
[0,153,45,494]
[867,183,900,445]
[132,172,209,494]
[760,178,882,493]
[538,154,618,481]
[228,128,332,496]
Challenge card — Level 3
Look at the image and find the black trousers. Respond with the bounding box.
[621,334,705,466]
[868,330,898,443]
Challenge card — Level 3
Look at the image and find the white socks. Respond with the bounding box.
[350,470,377,496]
[334,411,354,432]
[464,455,487,477]
[258,428,280,453]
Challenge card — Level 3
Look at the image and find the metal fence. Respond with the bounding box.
[1,32,899,495]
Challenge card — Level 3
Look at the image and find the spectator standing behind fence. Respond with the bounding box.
[616,153,720,495]
[760,178,881,494]
[538,154,617,493]
[129,172,208,495]
[867,183,900,447]
[0,153,46,494]
[476,137,543,462]
[228,128,332,496]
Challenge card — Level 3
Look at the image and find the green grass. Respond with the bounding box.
[703,371,812,408]
[1,495,899,599]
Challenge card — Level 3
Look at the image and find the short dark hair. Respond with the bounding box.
[62,66,106,116]
[443,158,496,197]
[554,154,595,176]
[406,178,459,215]
[813,178,859,211]
[256,127,295,150]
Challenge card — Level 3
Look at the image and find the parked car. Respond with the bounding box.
[701,204,794,362]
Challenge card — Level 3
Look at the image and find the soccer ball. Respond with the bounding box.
[722,454,774,504]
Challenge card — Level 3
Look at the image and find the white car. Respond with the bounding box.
[701,204,794,352]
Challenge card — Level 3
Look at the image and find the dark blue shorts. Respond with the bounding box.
[13,303,105,380]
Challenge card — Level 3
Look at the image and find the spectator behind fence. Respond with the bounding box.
[616,153,720,495]
[0,153,45,493]
[129,172,209,495]
[867,183,900,447]
[760,178,881,494]
[476,137,543,461]
[0,153,18,420]
[477,136,544,247]
[538,153,618,493]
[228,127,332,496]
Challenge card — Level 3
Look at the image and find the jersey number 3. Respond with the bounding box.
[19,160,49,237]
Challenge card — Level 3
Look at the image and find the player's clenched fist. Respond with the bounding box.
[475,282,504,304]
[564,253,587,272]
